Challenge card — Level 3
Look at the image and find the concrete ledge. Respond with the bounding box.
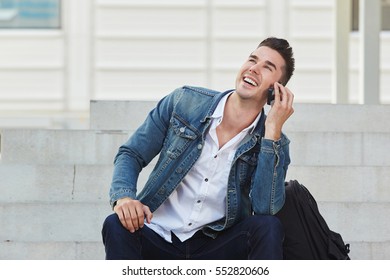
[1,129,129,164]
[90,100,390,132]
[2,129,390,166]
[0,164,154,203]
[1,164,388,204]
[0,202,111,242]
[1,201,388,243]
[1,240,389,260]
[0,241,104,260]
[284,103,390,133]
[90,100,157,131]
[318,202,390,243]
[348,241,390,260]
[287,166,390,202]
[0,164,75,202]
[288,131,390,166]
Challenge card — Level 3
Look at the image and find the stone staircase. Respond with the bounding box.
[0,101,389,259]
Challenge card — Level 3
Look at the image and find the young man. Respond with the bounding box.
[102,37,295,259]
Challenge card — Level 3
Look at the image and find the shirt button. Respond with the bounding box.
[204,178,208,182]
[197,200,201,203]
[188,223,192,226]
[214,155,217,158]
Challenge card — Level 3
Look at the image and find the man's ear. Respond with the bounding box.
[279,79,287,86]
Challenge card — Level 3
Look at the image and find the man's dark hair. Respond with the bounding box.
[258,37,295,85]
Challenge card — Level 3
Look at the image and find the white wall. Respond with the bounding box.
[0,0,389,128]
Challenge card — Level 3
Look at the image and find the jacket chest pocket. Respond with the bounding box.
[166,115,198,159]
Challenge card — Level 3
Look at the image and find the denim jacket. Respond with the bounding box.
[109,86,291,236]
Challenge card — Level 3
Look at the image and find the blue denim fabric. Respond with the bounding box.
[109,86,290,237]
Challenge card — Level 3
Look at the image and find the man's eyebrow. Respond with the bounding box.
[265,60,277,71]
[248,55,277,71]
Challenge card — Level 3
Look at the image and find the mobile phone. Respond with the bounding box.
[267,88,275,105]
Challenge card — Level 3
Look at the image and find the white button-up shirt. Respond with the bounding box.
[146,92,261,242]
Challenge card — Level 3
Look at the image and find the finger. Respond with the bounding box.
[134,205,145,229]
[143,205,153,224]
[282,88,294,118]
[128,206,140,232]
[116,206,135,233]
[278,83,291,105]
[273,82,281,104]
[279,85,294,112]
[123,207,137,233]
[286,87,294,107]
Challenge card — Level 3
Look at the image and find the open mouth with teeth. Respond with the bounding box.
[243,77,258,87]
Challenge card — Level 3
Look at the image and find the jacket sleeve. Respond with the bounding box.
[108,89,180,208]
[249,133,291,215]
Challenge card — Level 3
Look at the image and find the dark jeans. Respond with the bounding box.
[102,214,283,260]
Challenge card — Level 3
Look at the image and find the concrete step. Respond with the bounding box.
[0,112,89,130]
[89,100,390,132]
[0,201,387,244]
[1,164,388,241]
[288,131,390,166]
[0,164,110,203]
[90,100,157,131]
[0,164,153,203]
[1,163,388,204]
[286,166,390,203]
[283,103,390,133]
[1,100,389,260]
[0,202,111,243]
[316,202,390,243]
[2,129,390,166]
[0,241,104,260]
[0,129,129,165]
[1,240,387,260]
[348,241,390,260]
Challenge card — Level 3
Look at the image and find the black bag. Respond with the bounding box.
[276,180,351,260]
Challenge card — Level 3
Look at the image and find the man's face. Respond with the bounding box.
[235,46,285,103]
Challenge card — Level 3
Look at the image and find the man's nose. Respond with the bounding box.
[249,62,260,74]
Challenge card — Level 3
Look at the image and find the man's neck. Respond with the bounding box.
[223,92,262,130]
[216,92,262,148]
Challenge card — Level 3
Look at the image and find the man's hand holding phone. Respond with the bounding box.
[264,82,294,141]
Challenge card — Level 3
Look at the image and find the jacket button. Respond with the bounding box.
[197,144,202,149]
[180,127,185,133]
